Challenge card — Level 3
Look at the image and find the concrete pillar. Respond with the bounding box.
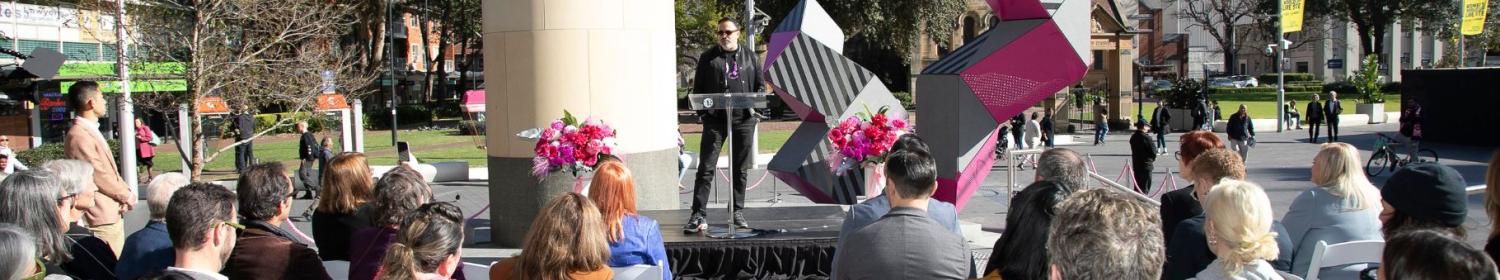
[483,0,678,247]
[177,104,192,176]
[352,100,364,153]
[29,100,41,148]
[1388,22,1402,82]
[1411,27,1424,69]
[339,109,353,152]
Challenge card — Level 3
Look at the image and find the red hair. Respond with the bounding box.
[588,161,637,242]
[1179,131,1226,163]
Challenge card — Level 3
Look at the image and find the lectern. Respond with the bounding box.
[688,92,769,239]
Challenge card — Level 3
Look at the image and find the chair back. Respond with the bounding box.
[1305,240,1384,280]
[323,260,351,280]
[610,264,663,280]
[462,262,493,280]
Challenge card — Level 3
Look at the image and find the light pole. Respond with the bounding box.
[1275,0,1286,133]
[389,0,399,146]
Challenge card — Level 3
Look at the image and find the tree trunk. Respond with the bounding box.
[1223,25,1237,75]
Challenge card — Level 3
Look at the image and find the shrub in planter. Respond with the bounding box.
[1161,79,1206,109]
[458,120,486,135]
[892,91,916,110]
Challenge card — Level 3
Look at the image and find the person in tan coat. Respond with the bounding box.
[63,81,135,255]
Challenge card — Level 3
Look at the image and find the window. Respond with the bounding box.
[1093,50,1105,70]
[1296,62,1309,73]
[18,40,60,55]
[63,42,101,61]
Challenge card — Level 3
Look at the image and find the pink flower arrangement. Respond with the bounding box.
[532,110,619,178]
[827,106,909,174]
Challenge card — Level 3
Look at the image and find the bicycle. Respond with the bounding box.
[1365,133,1438,176]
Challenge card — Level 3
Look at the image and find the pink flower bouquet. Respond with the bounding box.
[827,106,909,175]
[532,110,619,178]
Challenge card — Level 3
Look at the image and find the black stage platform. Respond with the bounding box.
[642,205,844,280]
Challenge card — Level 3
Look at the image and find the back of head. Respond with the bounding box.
[318,152,374,214]
[237,162,291,221]
[66,81,99,112]
[147,173,192,220]
[890,133,930,155]
[1310,143,1379,210]
[1047,188,1164,279]
[371,167,432,226]
[1188,149,1246,184]
[0,170,69,264]
[587,161,636,242]
[377,202,465,280]
[166,182,237,251]
[1178,131,1226,163]
[1037,148,1089,192]
[518,193,609,280]
[1488,150,1500,240]
[134,270,198,280]
[884,149,937,200]
[1381,162,1468,238]
[989,180,1067,279]
[1383,229,1498,280]
[0,223,36,280]
[1203,179,1279,277]
[42,160,94,197]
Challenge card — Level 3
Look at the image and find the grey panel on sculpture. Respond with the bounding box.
[767,35,874,120]
[953,86,1001,171]
[768,121,864,203]
[835,79,906,124]
[922,19,1049,75]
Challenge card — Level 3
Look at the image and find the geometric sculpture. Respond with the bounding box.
[764,0,907,204]
[916,0,1089,211]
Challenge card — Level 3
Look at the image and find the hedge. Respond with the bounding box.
[1209,86,1321,95]
[214,112,338,138]
[16,140,121,167]
[364,105,435,130]
[1257,73,1318,84]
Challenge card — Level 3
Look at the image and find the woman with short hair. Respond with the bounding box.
[1282,143,1383,278]
[43,160,119,280]
[1159,131,1227,245]
[1195,179,1283,280]
[349,167,433,280]
[587,161,670,280]
[375,202,465,280]
[313,152,375,261]
[491,193,613,280]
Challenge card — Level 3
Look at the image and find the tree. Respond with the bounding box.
[1308,0,1458,56]
[1166,0,1263,76]
[411,0,480,103]
[119,0,378,179]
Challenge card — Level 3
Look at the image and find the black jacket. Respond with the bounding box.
[1151,106,1171,132]
[692,46,764,123]
[1306,101,1324,123]
[1130,131,1156,167]
[1159,186,1201,246]
[299,132,317,160]
[235,113,255,141]
[1325,99,1343,120]
[63,225,118,280]
[1227,112,1254,140]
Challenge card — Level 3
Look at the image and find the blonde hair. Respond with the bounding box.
[1310,143,1381,210]
[515,193,610,280]
[588,161,637,242]
[1203,179,1279,277]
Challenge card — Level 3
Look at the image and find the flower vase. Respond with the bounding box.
[863,163,885,198]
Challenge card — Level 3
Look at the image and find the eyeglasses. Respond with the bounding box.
[1173,151,1181,160]
[57,194,77,206]
[221,221,245,230]
[717,30,738,35]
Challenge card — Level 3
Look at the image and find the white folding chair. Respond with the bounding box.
[611,264,664,280]
[462,262,493,280]
[1305,240,1384,280]
[322,260,351,280]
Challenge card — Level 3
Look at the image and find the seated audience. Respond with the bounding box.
[1047,188,1164,279]
[490,193,613,280]
[1036,148,1091,193]
[376,202,464,280]
[1160,131,1226,245]
[1162,149,1294,280]
[1483,150,1500,262]
[587,161,671,280]
[1197,179,1283,280]
[834,150,969,279]
[1379,162,1468,238]
[313,152,374,261]
[0,170,75,278]
[0,223,43,279]
[836,134,963,277]
[220,163,330,279]
[350,167,434,280]
[982,180,1066,279]
[1281,143,1382,278]
[117,173,191,280]
[45,160,118,280]
[163,182,239,280]
[1381,229,1499,280]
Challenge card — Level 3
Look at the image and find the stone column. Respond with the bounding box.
[1388,22,1402,82]
[484,0,679,247]
[1411,27,1424,69]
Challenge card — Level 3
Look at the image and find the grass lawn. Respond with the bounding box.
[150,129,481,172]
[1075,94,1401,122]
[682,130,792,155]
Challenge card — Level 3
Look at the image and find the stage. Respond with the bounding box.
[643,205,845,280]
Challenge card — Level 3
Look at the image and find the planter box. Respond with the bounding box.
[1166,108,1196,132]
[1356,103,1386,124]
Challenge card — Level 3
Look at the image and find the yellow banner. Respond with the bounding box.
[1463,0,1488,35]
[1281,0,1305,33]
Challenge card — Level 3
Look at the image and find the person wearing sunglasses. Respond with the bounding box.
[0,135,27,174]
[686,17,765,233]
[162,182,240,280]
[221,163,331,279]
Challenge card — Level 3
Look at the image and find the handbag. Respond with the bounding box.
[148,129,162,146]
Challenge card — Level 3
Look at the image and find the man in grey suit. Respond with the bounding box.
[834,149,969,280]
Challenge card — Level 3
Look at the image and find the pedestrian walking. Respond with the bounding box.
[1151,100,1172,154]
[1227,104,1255,161]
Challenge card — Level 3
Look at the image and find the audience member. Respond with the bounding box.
[1161,149,1294,280]
[1379,162,1468,238]
[313,152,375,261]
[982,180,1066,280]
[163,182,239,280]
[1159,131,1225,245]
[0,135,29,174]
[0,153,12,181]
[838,134,960,252]
[1281,143,1382,278]
[1197,179,1284,280]
[1487,150,1500,263]
[63,81,134,256]
[134,270,197,280]
[0,170,75,278]
[220,163,330,279]
[45,160,119,280]
[834,150,969,279]
[491,193,613,280]
[0,223,43,279]
[117,173,191,280]
[1047,188,1164,280]
[1381,229,1499,280]
[1036,148,1090,192]
[376,202,464,280]
[350,167,434,280]
[587,161,671,280]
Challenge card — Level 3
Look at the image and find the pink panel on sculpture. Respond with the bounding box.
[988,0,1049,20]
[960,22,1086,121]
[933,129,998,211]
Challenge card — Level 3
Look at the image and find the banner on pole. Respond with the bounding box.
[1281,0,1304,33]
[1463,0,1488,35]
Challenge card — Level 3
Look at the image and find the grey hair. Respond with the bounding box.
[42,160,95,196]
[1037,148,1090,192]
[1048,188,1165,279]
[0,223,36,280]
[0,170,71,264]
[147,173,192,220]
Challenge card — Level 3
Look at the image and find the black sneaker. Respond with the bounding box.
[683,215,706,234]
[733,212,751,229]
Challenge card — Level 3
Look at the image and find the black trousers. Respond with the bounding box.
[235,142,254,172]
[1308,121,1322,143]
[1133,163,1153,194]
[1327,118,1340,142]
[692,117,756,217]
